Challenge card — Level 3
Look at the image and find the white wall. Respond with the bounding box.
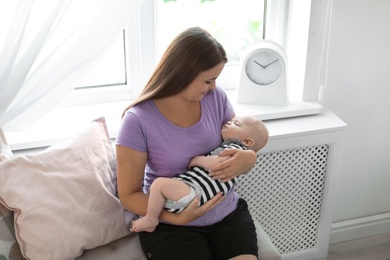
[307,0,390,242]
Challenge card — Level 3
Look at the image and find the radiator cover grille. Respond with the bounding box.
[236,144,330,254]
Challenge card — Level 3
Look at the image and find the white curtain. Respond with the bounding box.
[0,0,143,132]
[0,0,145,159]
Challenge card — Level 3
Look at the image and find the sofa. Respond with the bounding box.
[0,118,281,260]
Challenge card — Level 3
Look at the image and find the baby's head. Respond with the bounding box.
[221,115,269,152]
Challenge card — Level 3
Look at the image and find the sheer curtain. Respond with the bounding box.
[0,0,143,158]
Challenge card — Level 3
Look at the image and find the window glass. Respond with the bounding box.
[156,0,265,63]
[76,30,126,89]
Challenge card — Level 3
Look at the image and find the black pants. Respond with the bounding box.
[139,198,258,260]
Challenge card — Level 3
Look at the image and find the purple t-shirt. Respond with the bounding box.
[116,87,237,226]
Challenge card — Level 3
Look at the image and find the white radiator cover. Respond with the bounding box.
[236,110,346,260]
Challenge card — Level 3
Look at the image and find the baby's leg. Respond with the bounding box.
[130,177,191,232]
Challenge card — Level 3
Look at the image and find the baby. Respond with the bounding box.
[131,115,269,232]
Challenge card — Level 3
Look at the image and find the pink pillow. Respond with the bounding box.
[0,118,132,260]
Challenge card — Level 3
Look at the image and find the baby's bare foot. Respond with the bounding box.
[130,217,159,233]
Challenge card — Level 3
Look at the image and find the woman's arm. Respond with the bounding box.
[116,145,149,216]
[189,154,231,169]
[116,145,224,225]
[209,148,257,183]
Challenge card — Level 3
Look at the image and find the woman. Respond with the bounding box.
[116,27,258,260]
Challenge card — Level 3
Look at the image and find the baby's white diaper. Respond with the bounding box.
[164,183,201,211]
[165,186,196,206]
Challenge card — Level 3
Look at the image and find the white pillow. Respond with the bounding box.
[0,118,132,260]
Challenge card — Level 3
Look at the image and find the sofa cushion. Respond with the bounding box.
[255,220,281,260]
[76,233,147,260]
[0,118,134,260]
[0,206,21,260]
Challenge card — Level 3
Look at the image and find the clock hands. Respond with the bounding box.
[253,60,265,69]
[253,59,279,69]
[263,59,279,68]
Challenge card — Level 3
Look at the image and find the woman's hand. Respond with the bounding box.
[165,192,224,225]
[209,149,257,182]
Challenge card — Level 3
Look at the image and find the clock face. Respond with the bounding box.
[245,50,283,85]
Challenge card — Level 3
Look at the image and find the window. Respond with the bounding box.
[8,0,320,151]
[65,0,281,105]
[62,0,316,113]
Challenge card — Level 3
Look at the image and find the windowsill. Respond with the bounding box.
[225,89,323,121]
[6,100,129,151]
[6,90,323,151]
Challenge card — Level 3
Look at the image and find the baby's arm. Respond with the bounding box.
[189,154,231,170]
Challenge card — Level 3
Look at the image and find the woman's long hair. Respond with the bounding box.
[122,27,228,117]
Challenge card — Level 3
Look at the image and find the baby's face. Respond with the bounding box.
[221,116,252,141]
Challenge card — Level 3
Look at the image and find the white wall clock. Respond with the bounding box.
[236,40,288,106]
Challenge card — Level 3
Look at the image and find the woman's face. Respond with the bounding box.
[180,62,225,102]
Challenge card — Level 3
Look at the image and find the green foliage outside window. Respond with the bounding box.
[157,0,264,62]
